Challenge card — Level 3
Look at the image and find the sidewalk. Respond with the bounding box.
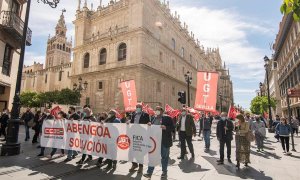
[0,125,299,180]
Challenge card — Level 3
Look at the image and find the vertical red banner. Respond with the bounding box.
[194,71,219,112]
[120,80,138,112]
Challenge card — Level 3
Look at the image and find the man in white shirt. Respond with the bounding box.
[177,108,196,159]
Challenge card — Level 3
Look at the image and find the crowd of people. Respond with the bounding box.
[0,105,299,178]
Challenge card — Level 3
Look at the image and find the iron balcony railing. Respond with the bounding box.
[0,11,32,45]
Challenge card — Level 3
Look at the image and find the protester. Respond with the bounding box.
[47,111,66,158]
[291,116,299,136]
[273,115,281,142]
[171,116,177,141]
[96,112,109,167]
[235,114,251,169]
[177,108,196,160]
[32,111,41,144]
[143,106,174,178]
[100,110,121,170]
[199,113,212,151]
[21,107,34,141]
[216,112,234,165]
[252,116,266,152]
[76,107,96,165]
[64,106,81,162]
[37,109,55,156]
[276,117,292,155]
[128,103,150,173]
[0,109,9,141]
[198,113,205,137]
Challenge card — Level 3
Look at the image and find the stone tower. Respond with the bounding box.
[45,10,72,68]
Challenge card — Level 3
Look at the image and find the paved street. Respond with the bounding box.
[0,126,300,180]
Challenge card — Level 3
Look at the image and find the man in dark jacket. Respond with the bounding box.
[216,112,234,164]
[0,109,9,141]
[128,103,150,173]
[200,113,212,151]
[21,107,34,141]
[143,106,174,178]
[177,108,196,159]
[64,106,81,162]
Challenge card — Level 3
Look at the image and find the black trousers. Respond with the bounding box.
[219,139,231,161]
[292,128,298,136]
[81,154,92,161]
[280,136,289,152]
[179,131,194,157]
[0,124,7,139]
[132,162,143,168]
[32,126,40,143]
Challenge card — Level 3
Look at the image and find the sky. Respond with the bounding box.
[24,0,284,109]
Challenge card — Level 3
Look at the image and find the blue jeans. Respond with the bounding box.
[203,130,211,149]
[25,123,30,140]
[147,145,170,174]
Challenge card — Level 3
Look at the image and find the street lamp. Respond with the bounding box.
[73,76,88,92]
[1,0,60,156]
[259,82,263,97]
[264,55,273,127]
[184,71,192,107]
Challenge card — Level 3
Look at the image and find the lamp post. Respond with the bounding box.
[264,56,273,127]
[1,0,60,156]
[184,71,192,107]
[73,77,88,105]
[259,82,263,97]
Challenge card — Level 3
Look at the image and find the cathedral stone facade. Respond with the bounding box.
[22,0,233,114]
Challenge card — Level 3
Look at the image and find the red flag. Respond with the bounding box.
[51,106,61,119]
[228,105,237,119]
[165,104,181,118]
[120,80,138,112]
[194,71,219,112]
[111,109,123,119]
[145,104,155,116]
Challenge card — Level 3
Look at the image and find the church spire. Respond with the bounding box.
[55,9,67,36]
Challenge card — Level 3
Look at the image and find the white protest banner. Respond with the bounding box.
[41,119,162,166]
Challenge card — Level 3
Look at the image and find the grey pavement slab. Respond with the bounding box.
[0,125,300,180]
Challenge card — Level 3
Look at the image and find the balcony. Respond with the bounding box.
[0,11,32,46]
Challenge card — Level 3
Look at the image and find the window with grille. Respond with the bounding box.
[118,43,127,61]
[2,44,12,76]
[99,48,107,65]
[83,53,90,68]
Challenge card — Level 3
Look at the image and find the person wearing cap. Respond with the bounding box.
[128,103,150,173]
[143,106,174,178]
[216,112,234,165]
[177,108,196,159]
[235,114,251,169]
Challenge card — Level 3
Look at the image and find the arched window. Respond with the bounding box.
[63,44,65,51]
[171,38,176,51]
[59,45,62,50]
[99,48,107,65]
[83,53,90,68]
[181,47,184,58]
[118,43,127,61]
[57,44,59,49]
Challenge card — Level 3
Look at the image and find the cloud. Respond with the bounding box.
[171,6,272,81]
[24,52,45,66]
[234,88,256,94]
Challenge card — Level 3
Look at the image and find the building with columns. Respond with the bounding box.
[273,14,300,118]
[22,0,233,114]
[0,0,31,110]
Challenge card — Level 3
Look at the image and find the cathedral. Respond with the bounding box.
[22,0,233,114]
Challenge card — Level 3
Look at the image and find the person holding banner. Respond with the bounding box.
[128,103,150,173]
[216,112,234,165]
[76,107,96,165]
[143,106,174,178]
[177,108,196,160]
[98,110,121,170]
[64,106,81,162]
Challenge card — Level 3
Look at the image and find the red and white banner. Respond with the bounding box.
[120,80,138,112]
[41,120,162,166]
[194,71,219,112]
[165,104,180,118]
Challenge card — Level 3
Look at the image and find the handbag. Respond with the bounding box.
[246,131,255,142]
[27,119,35,127]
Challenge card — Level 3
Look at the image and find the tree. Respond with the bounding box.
[250,96,276,115]
[20,91,40,108]
[56,88,81,105]
[281,0,300,21]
